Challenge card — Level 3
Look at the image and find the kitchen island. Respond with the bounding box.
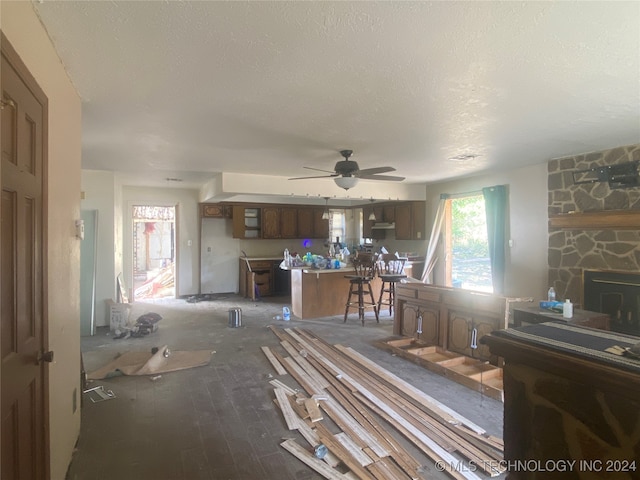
[288,263,414,320]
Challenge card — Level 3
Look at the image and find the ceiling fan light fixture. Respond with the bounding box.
[334,176,358,190]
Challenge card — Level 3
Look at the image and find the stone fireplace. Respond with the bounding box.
[548,143,640,334]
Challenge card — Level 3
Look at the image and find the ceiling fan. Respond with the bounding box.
[289,150,405,190]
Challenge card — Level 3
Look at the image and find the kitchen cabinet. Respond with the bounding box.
[262,207,298,239]
[202,203,224,218]
[297,208,313,238]
[394,282,513,363]
[239,258,284,300]
[232,206,261,239]
[262,207,281,239]
[312,208,329,239]
[395,201,425,240]
[280,207,298,238]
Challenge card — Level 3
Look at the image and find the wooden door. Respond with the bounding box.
[394,203,412,240]
[280,207,297,238]
[418,305,440,345]
[447,311,473,357]
[297,208,313,238]
[312,208,329,239]
[1,38,48,480]
[262,207,280,239]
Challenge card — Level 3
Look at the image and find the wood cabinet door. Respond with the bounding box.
[394,203,412,240]
[280,207,298,238]
[418,305,440,345]
[313,208,329,239]
[297,208,314,238]
[262,207,281,238]
[399,301,418,337]
[202,204,224,218]
[362,205,375,237]
[473,315,501,361]
[232,206,246,238]
[447,311,473,357]
[383,205,395,223]
[411,201,426,240]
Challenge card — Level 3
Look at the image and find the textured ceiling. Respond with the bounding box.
[33,1,640,193]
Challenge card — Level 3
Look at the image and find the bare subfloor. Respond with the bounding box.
[69,295,504,480]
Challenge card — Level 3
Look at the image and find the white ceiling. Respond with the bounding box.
[33,1,640,197]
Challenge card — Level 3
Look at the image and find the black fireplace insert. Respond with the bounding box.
[583,270,640,337]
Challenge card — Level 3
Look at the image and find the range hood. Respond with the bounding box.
[371,222,396,230]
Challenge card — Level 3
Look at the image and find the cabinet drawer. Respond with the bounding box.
[253,272,271,285]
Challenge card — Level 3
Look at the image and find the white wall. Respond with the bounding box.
[81,170,116,327]
[121,186,200,298]
[426,162,549,299]
[2,3,83,478]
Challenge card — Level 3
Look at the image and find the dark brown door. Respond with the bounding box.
[1,37,48,480]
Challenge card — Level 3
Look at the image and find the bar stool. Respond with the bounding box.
[344,253,379,325]
[376,254,407,316]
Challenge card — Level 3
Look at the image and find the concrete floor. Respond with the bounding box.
[68,294,504,480]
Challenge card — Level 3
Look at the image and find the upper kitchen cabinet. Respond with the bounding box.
[395,201,426,240]
[232,206,261,239]
[363,205,385,239]
[263,206,298,239]
[312,208,329,239]
[202,203,225,218]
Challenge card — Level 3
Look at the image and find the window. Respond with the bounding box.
[328,209,345,244]
[444,194,492,292]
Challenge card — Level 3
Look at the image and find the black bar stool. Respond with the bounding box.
[376,254,407,316]
[344,253,379,325]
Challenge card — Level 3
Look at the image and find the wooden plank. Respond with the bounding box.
[280,439,345,480]
[281,340,331,389]
[305,398,324,423]
[368,458,411,480]
[336,344,488,434]
[261,346,288,375]
[334,432,373,466]
[269,379,297,396]
[274,387,299,430]
[315,423,377,480]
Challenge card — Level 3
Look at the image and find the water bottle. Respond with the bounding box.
[284,248,290,266]
[547,287,556,302]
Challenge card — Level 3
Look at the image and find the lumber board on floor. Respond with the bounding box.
[261,346,288,375]
[274,387,300,430]
[280,439,346,480]
[305,398,324,423]
[271,327,504,480]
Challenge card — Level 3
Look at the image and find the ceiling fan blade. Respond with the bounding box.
[304,166,336,174]
[288,174,338,180]
[356,166,396,176]
[358,174,405,181]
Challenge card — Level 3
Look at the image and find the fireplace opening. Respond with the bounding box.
[583,270,640,337]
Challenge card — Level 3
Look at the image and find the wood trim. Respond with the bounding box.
[548,209,640,229]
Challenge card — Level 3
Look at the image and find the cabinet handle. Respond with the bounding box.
[416,315,423,334]
[470,327,478,349]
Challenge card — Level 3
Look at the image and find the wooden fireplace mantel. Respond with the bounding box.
[549,209,640,229]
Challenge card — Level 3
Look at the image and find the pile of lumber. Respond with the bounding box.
[262,327,504,480]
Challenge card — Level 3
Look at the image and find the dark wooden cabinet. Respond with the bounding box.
[312,208,329,239]
[395,282,512,362]
[232,206,261,239]
[262,207,281,239]
[395,201,425,240]
[297,208,314,238]
[394,203,412,240]
[513,306,610,330]
[280,207,298,238]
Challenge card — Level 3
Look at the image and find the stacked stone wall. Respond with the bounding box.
[548,144,640,305]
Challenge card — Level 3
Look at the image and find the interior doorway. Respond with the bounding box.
[132,205,176,301]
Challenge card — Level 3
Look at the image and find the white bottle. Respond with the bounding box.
[563,299,573,319]
[547,287,556,302]
[284,248,290,266]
